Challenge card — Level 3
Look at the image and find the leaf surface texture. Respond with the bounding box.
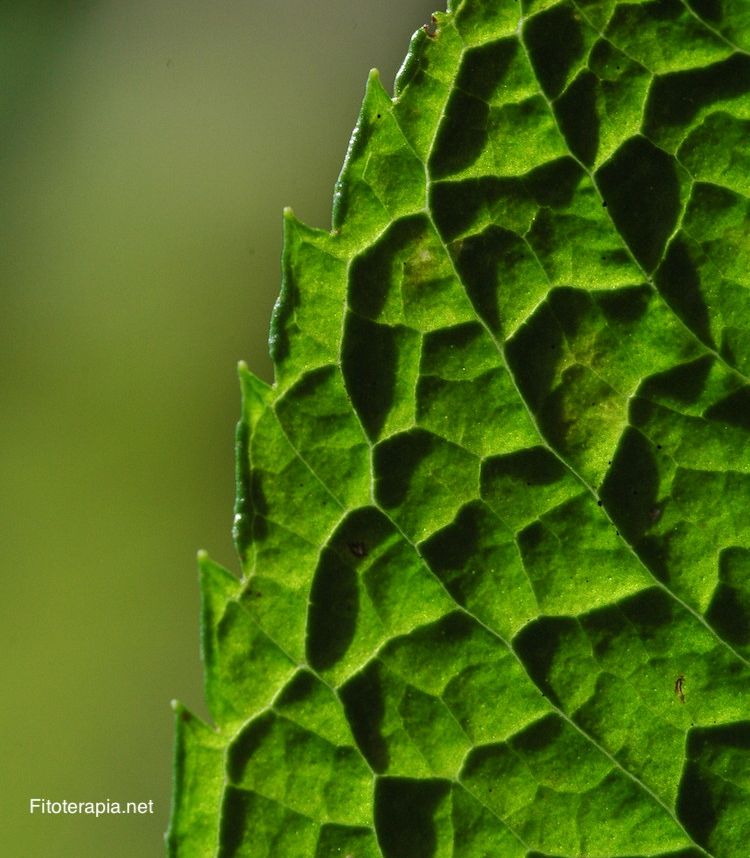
[169,2,750,856]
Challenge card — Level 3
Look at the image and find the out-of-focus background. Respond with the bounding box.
[0,1,437,854]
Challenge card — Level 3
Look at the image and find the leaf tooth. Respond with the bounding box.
[166,701,224,858]
[237,362,272,428]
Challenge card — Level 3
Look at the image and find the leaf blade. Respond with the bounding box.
[170,2,750,855]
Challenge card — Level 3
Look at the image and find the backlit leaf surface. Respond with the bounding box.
[168,2,750,855]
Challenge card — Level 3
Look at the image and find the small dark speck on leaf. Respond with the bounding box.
[675,674,685,703]
[657,443,663,449]
[597,500,603,506]
[349,541,368,558]
[376,113,382,119]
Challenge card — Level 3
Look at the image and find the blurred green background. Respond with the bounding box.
[0,1,437,854]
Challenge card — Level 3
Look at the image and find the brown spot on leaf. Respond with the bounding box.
[423,15,438,37]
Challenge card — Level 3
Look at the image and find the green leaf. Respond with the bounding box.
[168,2,750,856]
